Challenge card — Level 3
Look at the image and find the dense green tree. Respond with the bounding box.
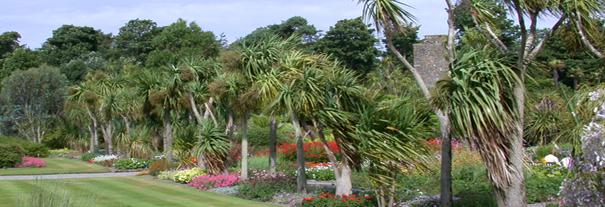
[243,16,318,44]
[1,66,67,142]
[0,31,21,58]
[383,25,418,62]
[146,19,219,67]
[114,19,159,63]
[40,25,111,66]
[314,18,379,76]
[1,48,41,81]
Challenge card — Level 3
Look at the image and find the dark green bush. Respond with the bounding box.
[42,128,70,149]
[237,175,296,201]
[81,152,97,161]
[526,165,565,203]
[0,143,26,168]
[0,136,49,157]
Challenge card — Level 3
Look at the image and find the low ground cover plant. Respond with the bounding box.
[237,170,296,201]
[302,192,375,207]
[304,163,335,181]
[172,167,206,183]
[113,158,150,170]
[188,173,239,190]
[16,157,46,168]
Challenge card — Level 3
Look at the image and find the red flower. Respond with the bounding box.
[303,197,314,202]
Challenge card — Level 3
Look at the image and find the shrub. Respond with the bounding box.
[304,163,335,181]
[148,159,171,176]
[158,170,177,181]
[113,158,150,170]
[92,155,118,167]
[526,165,565,203]
[238,115,291,147]
[237,171,296,201]
[0,143,26,168]
[188,173,239,190]
[279,141,340,163]
[81,152,97,162]
[173,167,206,183]
[0,136,49,157]
[301,192,375,207]
[16,157,46,168]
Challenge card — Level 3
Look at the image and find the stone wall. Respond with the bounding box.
[413,35,449,89]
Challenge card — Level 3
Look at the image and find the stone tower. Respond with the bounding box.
[413,35,449,89]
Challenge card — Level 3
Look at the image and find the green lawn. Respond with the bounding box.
[0,176,272,207]
[0,158,109,176]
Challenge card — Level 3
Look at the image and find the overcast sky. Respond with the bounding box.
[1,0,558,49]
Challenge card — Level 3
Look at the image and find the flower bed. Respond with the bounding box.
[114,158,151,170]
[92,154,118,167]
[303,163,335,181]
[279,141,340,163]
[237,170,296,201]
[16,156,46,168]
[188,173,239,190]
[302,192,375,207]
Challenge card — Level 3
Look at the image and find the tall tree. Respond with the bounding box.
[1,65,67,142]
[357,0,456,206]
[314,18,379,76]
[146,19,219,67]
[0,31,21,58]
[40,25,110,66]
[114,19,159,64]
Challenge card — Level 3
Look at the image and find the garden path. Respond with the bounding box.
[0,172,139,180]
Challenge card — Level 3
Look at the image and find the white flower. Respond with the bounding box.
[93,154,118,162]
[544,154,560,165]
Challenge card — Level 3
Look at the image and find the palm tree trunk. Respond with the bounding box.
[495,79,527,207]
[240,113,250,181]
[291,112,306,193]
[102,123,113,155]
[189,93,204,124]
[163,110,173,161]
[269,115,278,175]
[438,111,452,206]
[316,122,352,196]
[204,97,218,126]
[88,124,95,152]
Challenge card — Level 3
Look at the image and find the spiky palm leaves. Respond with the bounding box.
[432,48,520,192]
[193,121,230,174]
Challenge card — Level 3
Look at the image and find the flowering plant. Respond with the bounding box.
[298,163,335,181]
[279,141,340,162]
[16,157,46,168]
[92,155,118,162]
[187,173,239,190]
[173,167,206,183]
[92,154,118,167]
[114,158,151,170]
[301,192,375,207]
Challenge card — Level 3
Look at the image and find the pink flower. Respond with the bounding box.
[16,157,46,168]
[187,173,239,190]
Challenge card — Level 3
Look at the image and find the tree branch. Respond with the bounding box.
[575,11,605,59]
[526,15,567,62]
[385,37,431,99]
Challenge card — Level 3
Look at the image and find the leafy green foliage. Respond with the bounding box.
[80,152,98,162]
[237,174,296,201]
[1,48,40,73]
[40,25,110,66]
[146,19,219,67]
[314,18,379,75]
[113,158,151,170]
[0,31,21,58]
[114,19,158,63]
[0,136,49,157]
[0,143,25,168]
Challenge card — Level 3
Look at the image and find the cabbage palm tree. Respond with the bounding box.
[357,0,456,205]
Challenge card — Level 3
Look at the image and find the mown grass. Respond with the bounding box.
[0,158,109,176]
[0,176,275,207]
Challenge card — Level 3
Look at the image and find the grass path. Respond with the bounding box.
[0,158,109,176]
[0,176,275,207]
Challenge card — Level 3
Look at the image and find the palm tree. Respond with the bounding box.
[357,0,456,205]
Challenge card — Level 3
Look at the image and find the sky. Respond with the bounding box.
[0,0,454,49]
